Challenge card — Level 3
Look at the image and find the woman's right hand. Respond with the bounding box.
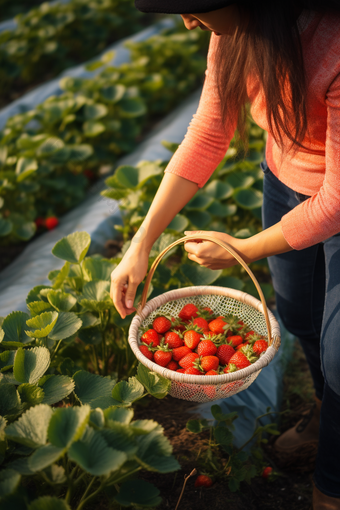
[110,245,150,319]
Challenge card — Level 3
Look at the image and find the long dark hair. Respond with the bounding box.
[216,1,340,152]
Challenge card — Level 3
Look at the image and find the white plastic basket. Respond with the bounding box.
[128,235,281,403]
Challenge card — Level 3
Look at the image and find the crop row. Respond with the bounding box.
[0,0,44,23]
[0,26,209,245]
[0,0,147,105]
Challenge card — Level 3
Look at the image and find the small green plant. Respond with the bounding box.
[186,404,280,492]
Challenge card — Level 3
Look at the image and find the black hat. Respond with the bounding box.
[134,0,236,14]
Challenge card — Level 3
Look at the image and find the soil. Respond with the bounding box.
[129,340,315,510]
[0,242,27,273]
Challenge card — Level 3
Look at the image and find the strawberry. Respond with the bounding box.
[240,344,259,363]
[195,475,213,488]
[252,339,268,356]
[178,303,198,321]
[172,346,192,362]
[139,345,154,361]
[217,344,235,365]
[35,217,45,228]
[45,216,59,230]
[193,317,209,330]
[177,368,186,373]
[203,386,216,399]
[227,351,251,370]
[141,329,160,348]
[245,331,263,343]
[205,370,218,376]
[262,466,273,479]
[184,367,202,375]
[236,342,249,351]
[166,360,179,371]
[197,340,217,357]
[183,330,201,350]
[153,316,171,334]
[227,335,243,347]
[164,331,183,349]
[171,317,186,332]
[154,348,172,367]
[179,352,199,369]
[208,317,230,335]
[200,355,219,372]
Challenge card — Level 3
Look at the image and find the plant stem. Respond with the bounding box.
[174,469,197,510]
[76,481,104,510]
[78,476,97,504]
[51,338,63,361]
[92,345,100,374]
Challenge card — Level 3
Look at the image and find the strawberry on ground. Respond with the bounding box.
[195,475,213,488]
[164,331,183,349]
[139,345,154,361]
[153,316,171,334]
[172,346,192,362]
[252,339,268,357]
[262,466,273,479]
[141,329,160,348]
[45,216,59,230]
[183,329,201,350]
[197,339,217,357]
[178,303,198,321]
[217,344,235,365]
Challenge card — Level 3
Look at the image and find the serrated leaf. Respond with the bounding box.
[29,444,65,472]
[226,172,255,189]
[99,423,137,457]
[129,420,160,436]
[135,431,179,473]
[47,405,90,449]
[136,364,170,399]
[5,405,53,448]
[26,286,52,305]
[186,419,209,434]
[0,384,21,416]
[18,384,44,406]
[47,291,77,312]
[89,408,105,429]
[27,301,54,317]
[52,262,70,289]
[39,375,74,405]
[48,312,82,341]
[114,480,161,507]
[214,426,233,448]
[181,264,222,286]
[43,464,67,484]
[0,469,21,498]
[36,137,64,157]
[15,158,38,182]
[0,350,16,372]
[83,120,105,137]
[82,258,115,282]
[111,377,144,406]
[1,311,32,347]
[68,427,126,476]
[210,405,238,423]
[78,313,101,329]
[28,496,71,510]
[52,232,91,264]
[186,194,214,211]
[73,371,116,408]
[13,347,50,385]
[104,407,134,425]
[26,312,58,338]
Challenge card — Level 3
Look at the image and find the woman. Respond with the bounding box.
[110,1,340,507]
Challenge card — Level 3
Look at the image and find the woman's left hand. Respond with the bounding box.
[184,230,248,270]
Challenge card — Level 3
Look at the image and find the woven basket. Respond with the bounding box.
[129,234,281,403]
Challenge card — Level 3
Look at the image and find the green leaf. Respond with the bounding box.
[186,419,209,434]
[1,311,32,347]
[52,231,91,264]
[135,430,179,473]
[104,407,134,425]
[226,172,255,189]
[99,423,137,457]
[214,276,244,291]
[15,158,38,182]
[0,350,16,372]
[111,377,144,406]
[29,444,65,472]
[48,312,82,341]
[5,405,53,448]
[26,312,58,338]
[114,165,139,188]
[205,180,233,199]
[181,264,222,286]
[89,408,105,429]
[115,480,161,507]
[13,347,50,385]
[78,313,101,329]
[207,200,237,217]
[77,327,102,346]
[161,140,179,153]
[47,290,77,312]
[68,426,127,476]
[18,384,44,406]
[186,210,212,229]
[84,103,108,120]
[118,98,146,118]
[69,145,93,162]
[79,281,112,312]
[0,384,21,416]
[51,262,70,290]
[0,469,21,498]
[26,285,52,305]
[39,375,75,405]
[0,218,12,237]
[228,477,240,492]
[83,121,105,137]
[136,364,170,399]
[11,220,36,241]
[47,405,90,449]
[100,84,125,103]
[41,465,66,485]
[233,189,263,209]
[214,426,233,448]
[186,194,214,211]
[36,137,64,157]
[82,258,115,282]
[73,371,117,409]
[27,301,53,317]
[167,214,189,232]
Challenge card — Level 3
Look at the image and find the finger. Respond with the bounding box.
[111,279,129,318]
[125,278,139,311]
[184,241,202,255]
[187,252,203,265]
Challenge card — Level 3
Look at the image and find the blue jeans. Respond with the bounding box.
[261,161,340,497]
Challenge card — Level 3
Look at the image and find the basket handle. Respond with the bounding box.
[138,234,273,345]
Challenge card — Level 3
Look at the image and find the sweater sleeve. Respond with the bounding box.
[281,72,340,249]
[164,34,237,188]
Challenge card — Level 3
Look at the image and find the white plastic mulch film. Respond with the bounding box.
[138,294,269,403]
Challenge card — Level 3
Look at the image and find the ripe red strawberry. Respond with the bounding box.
[35,217,45,228]
[153,316,171,334]
[164,331,183,349]
[141,329,160,348]
[197,340,217,357]
[227,351,251,370]
[227,335,243,347]
[200,356,219,372]
[184,367,202,375]
[203,386,216,399]
[193,317,209,330]
[45,216,59,230]
[217,344,235,365]
[179,352,199,369]
[166,360,179,371]
[172,346,192,362]
[154,349,172,367]
[183,330,201,350]
[177,368,186,373]
[208,317,229,335]
[236,342,249,351]
[195,475,213,488]
[202,307,213,315]
[245,331,263,343]
[178,303,198,321]
[252,339,268,356]
[171,317,186,332]
[140,345,154,361]
[205,370,218,376]
[262,466,273,479]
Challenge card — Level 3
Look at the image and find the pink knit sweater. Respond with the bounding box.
[164,10,340,250]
